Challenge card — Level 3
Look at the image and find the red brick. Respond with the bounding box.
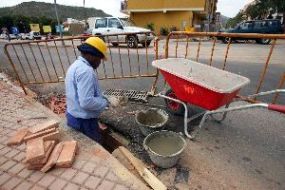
[38,175,56,187]
[72,171,89,184]
[0,172,11,186]
[28,119,59,134]
[14,181,33,190]
[93,166,109,177]
[40,130,60,142]
[5,149,20,158]
[113,184,130,190]
[49,178,67,190]
[60,168,77,180]
[8,163,25,174]
[34,140,56,165]
[26,163,44,170]
[63,183,79,190]
[56,141,77,168]
[0,160,17,171]
[96,180,115,190]
[43,141,56,162]
[7,128,29,146]
[84,176,101,189]
[41,142,64,173]
[26,138,45,163]
[81,162,97,173]
[2,176,22,190]
[24,128,57,142]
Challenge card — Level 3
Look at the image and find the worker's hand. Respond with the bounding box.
[105,96,128,107]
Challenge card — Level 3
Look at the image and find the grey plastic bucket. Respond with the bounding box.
[135,108,169,136]
[143,130,186,168]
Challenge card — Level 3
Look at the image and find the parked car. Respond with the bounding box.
[21,31,42,40]
[218,19,284,44]
[89,17,154,48]
[0,33,19,40]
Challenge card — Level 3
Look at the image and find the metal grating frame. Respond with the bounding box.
[103,89,149,102]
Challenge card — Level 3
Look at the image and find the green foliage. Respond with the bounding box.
[146,23,154,31]
[160,27,169,36]
[0,1,110,20]
[226,11,244,29]
[0,1,111,34]
[170,26,178,32]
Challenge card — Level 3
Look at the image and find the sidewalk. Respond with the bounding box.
[0,73,149,190]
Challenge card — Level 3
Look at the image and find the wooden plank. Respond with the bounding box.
[118,146,167,190]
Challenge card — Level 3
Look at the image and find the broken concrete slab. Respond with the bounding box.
[56,140,77,168]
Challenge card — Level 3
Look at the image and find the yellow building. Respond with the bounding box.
[121,0,218,34]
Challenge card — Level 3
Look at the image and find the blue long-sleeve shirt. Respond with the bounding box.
[65,56,108,119]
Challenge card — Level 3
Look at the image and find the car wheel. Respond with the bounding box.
[165,89,185,115]
[127,35,138,48]
[256,38,271,45]
[142,41,151,47]
[112,43,119,47]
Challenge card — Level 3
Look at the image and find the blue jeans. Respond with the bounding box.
[66,112,101,142]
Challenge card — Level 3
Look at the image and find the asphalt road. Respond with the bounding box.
[1,38,284,103]
[0,38,285,189]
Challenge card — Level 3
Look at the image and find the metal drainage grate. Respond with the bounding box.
[103,89,149,102]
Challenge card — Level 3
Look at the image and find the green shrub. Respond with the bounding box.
[160,27,169,36]
[170,26,178,32]
[146,22,154,31]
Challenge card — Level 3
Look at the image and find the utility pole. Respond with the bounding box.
[54,0,62,38]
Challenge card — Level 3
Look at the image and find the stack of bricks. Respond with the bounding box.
[7,120,78,173]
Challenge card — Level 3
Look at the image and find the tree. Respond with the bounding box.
[272,0,285,32]
[245,0,271,20]
[226,11,245,28]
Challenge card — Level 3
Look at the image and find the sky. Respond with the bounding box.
[0,0,254,18]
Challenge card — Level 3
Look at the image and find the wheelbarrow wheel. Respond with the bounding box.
[165,89,185,115]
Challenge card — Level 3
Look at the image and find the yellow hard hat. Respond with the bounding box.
[85,37,107,59]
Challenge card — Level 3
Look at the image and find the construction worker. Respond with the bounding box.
[65,37,108,142]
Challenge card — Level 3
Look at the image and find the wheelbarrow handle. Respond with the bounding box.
[268,104,285,114]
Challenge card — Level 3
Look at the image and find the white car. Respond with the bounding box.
[90,17,154,48]
[21,31,42,40]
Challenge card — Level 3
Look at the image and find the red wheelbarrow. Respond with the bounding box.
[152,58,285,139]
